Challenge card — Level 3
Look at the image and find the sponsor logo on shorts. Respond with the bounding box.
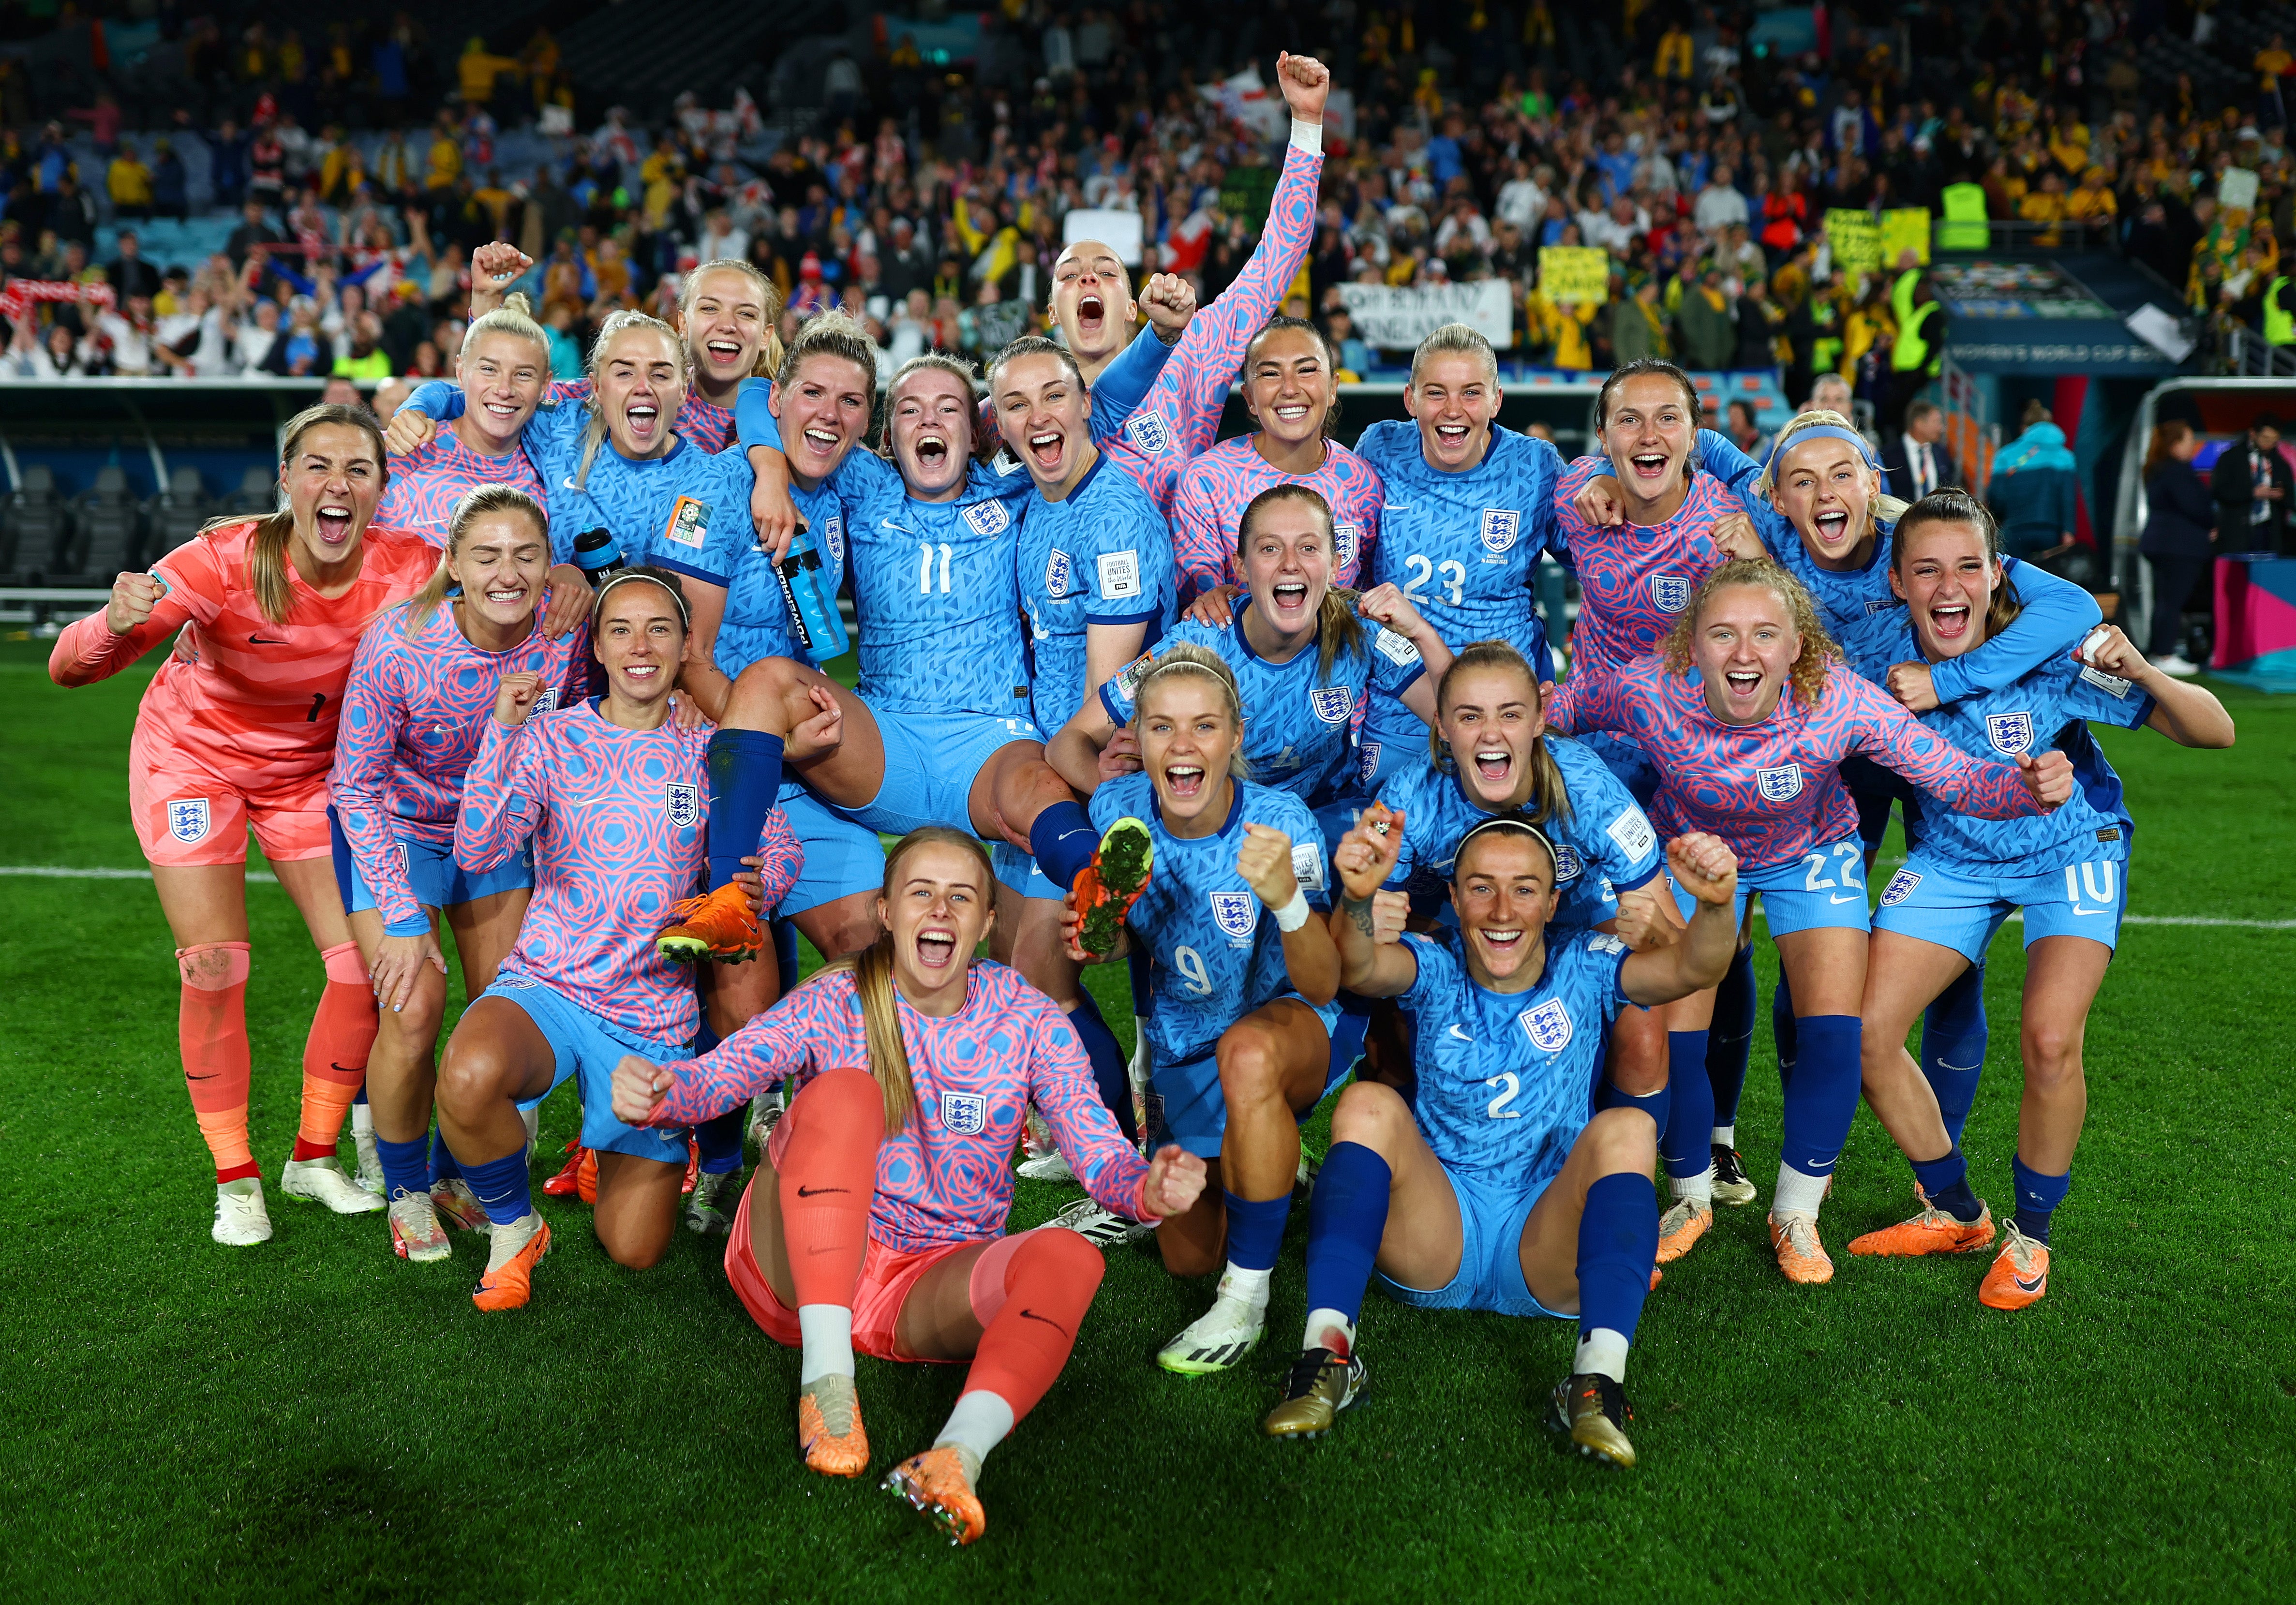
[1290,841,1326,892]
[1097,549,1142,600]
[1334,523,1360,572]
[1309,686,1355,724]
[962,500,1009,537]
[1552,843,1584,881]
[1209,891,1259,941]
[1606,807,1657,861]
[1373,627,1421,668]
[940,1090,989,1135]
[1124,414,1171,455]
[1984,711,2035,756]
[664,783,700,829]
[1879,868,1922,907]
[1649,574,1693,613]
[166,798,211,844]
[1044,549,1073,596]
[663,496,711,550]
[1480,508,1520,552]
[1756,764,1804,802]
[1520,997,1573,1053]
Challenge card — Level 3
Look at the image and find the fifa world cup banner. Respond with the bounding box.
[1336,280,1515,350]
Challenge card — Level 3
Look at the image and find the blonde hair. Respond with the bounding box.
[204,402,390,625]
[680,258,786,378]
[403,484,550,636]
[1662,558,1840,710]
[775,309,879,387]
[462,290,551,364]
[1130,642,1251,780]
[828,827,996,1132]
[573,310,687,491]
[1408,321,1499,386]
[1429,640,1573,828]
[884,350,992,462]
[1236,484,1364,679]
[1753,408,1910,527]
[988,332,1084,395]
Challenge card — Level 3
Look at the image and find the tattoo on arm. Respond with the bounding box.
[1342,893,1375,937]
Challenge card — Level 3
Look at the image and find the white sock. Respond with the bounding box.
[1573,1327,1630,1383]
[797,1304,856,1384]
[1670,1165,1715,1210]
[1216,1263,1272,1313]
[1773,1166,1829,1218]
[1300,1307,1357,1356]
[521,1104,540,1147]
[1712,1124,1735,1148]
[351,1102,373,1136]
[934,1388,1016,1473]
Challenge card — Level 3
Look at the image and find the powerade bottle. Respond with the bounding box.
[775,518,848,663]
[570,528,626,698]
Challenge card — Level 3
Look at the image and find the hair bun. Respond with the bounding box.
[501,291,534,317]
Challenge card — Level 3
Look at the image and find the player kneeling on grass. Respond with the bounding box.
[1268,814,1740,1466]
[1846,492,2235,1307]
[611,827,1204,1546]
[1062,644,1345,1376]
[435,569,801,1311]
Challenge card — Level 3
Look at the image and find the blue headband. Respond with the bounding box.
[1763,423,1883,479]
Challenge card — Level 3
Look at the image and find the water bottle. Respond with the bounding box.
[571,527,626,583]
[775,519,848,663]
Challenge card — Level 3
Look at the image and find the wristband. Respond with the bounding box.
[1273,888,1312,932]
[1290,118,1322,155]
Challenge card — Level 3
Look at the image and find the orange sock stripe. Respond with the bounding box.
[177,943,255,1182]
[959,1228,1104,1423]
[295,944,378,1155]
[777,1067,884,1309]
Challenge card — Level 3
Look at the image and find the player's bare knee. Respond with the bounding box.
[1584,1105,1658,1172]
[435,1040,508,1114]
[2021,1029,2084,1091]
[1215,1023,1285,1102]
[1329,1080,1410,1151]
[600,1221,670,1270]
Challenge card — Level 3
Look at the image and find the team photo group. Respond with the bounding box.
[46,50,2238,1550]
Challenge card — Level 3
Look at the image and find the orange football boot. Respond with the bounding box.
[797,1375,870,1477]
[471,1219,552,1311]
[1070,818,1154,957]
[1978,1223,2051,1310]
[656,881,763,964]
[884,1446,986,1546]
[1655,1201,1714,1263]
[1849,1201,1996,1258]
[1768,1211,1835,1284]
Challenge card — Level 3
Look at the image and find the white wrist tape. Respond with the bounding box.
[1274,889,1313,932]
[1290,118,1322,154]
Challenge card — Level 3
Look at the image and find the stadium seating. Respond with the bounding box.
[63,465,145,582]
[146,467,212,562]
[224,465,276,517]
[3,465,73,583]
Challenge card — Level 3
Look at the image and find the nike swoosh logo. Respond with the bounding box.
[1828,893,1860,905]
[562,476,584,491]
[794,1185,849,1197]
[1447,1025,1474,1042]
[879,519,912,533]
[2013,1271,2045,1293]
[248,634,286,644]
[330,1063,364,1074]
[1381,503,1410,512]
[1018,1308,1069,1337]
[2072,908,2106,917]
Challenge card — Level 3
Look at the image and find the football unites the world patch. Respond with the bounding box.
[1289,841,1326,892]
[1098,549,1142,600]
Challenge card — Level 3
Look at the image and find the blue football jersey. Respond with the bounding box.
[1878,624,2154,874]
[1099,602,1426,809]
[1374,731,1663,930]
[825,449,1037,718]
[1395,927,1633,1180]
[1353,419,1563,768]
[714,475,847,678]
[1090,773,1331,1072]
[1020,453,1177,734]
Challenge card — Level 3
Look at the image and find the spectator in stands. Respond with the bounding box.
[1610,276,1669,363]
[2211,413,2294,556]
[1677,265,1736,369]
[1726,399,1768,462]
[2138,419,2216,678]
[1883,401,1959,500]
[234,297,283,373]
[1694,163,1749,234]
[107,231,162,303]
[108,143,153,222]
[1986,401,2080,567]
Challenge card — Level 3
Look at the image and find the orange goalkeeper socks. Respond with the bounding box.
[291,942,377,1162]
[178,942,257,1184]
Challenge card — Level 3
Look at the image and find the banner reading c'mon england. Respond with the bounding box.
[1334,279,1515,350]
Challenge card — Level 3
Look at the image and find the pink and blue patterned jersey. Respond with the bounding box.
[1019,452,1176,733]
[376,429,547,546]
[330,600,584,934]
[1352,420,1564,781]
[1374,731,1663,930]
[546,377,737,454]
[1090,773,1332,1073]
[1395,927,1633,1182]
[1168,435,1383,601]
[1551,455,1744,675]
[402,381,754,584]
[1097,139,1324,517]
[643,961,1149,1252]
[1099,603,1425,809]
[1875,622,2154,874]
[1548,656,2046,870]
[457,701,801,1042]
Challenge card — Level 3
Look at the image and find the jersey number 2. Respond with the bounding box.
[1402,554,1465,609]
[1485,1072,1521,1119]
[918,542,953,594]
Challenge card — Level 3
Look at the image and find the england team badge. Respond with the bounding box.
[1044,549,1073,596]
[1479,508,1520,552]
[1985,711,2035,756]
[823,513,846,568]
[1552,842,1584,882]
[1756,764,1804,802]
[1209,891,1259,941]
[1309,686,1355,724]
[940,1091,988,1135]
[1649,573,1693,613]
[167,798,211,844]
[1520,997,1574,1053]
[1334,522,1360,572]
[1125,413,1170,455]
[535,685,561,716]
[664,783,700,828]
[1879,868,1922,907]
[962,500,1009,537]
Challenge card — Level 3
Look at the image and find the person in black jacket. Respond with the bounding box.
[2210,413,2293,556]
[2140,420,2216,676]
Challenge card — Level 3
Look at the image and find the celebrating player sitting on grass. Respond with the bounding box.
[1063,645,1343,1375]
[1544,559,2073,1284]
[329,486,586,1261]
[49,403,438,1246]
[1273,812,1741,1466]
[610,827,1205,1546]
[436,568,800,1311]
[1846,491,2235,1307]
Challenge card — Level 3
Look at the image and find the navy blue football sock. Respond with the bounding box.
[1909,1147,1983,1222]
[689,1015,745,1174]
[1920,960,1989,1148]
[1778,1014,1860,1178]
[2011,1154,2070,1244]
[1706,943,1756,1126]
[375,1132,429,1201]
[771,916,801,995]
[1593,1076,1671,1144]
[1028,800,1100,890]
[1066,991,1136,1144]
[1302,1142,1391,1325]
[1659,1030,1713,1179]
[1773,971,1800,1086]
[1576,1172,1660,1344]
[1222,1189,1293,1273]
[462,1146,534,1228]
[353,1083,369,1110]
[705,729,784,891]
[428,1126,462,1185]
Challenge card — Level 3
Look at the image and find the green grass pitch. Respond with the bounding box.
[0,636,2291,1602]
